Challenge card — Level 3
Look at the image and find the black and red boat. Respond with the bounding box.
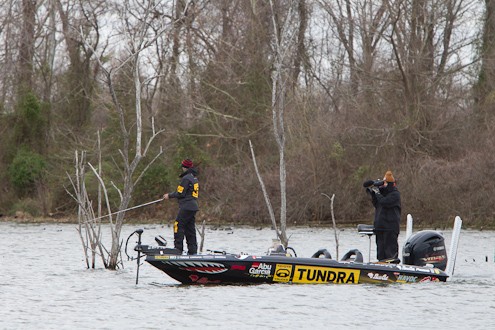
[131,224,454,285]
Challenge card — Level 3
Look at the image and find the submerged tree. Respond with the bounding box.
[73,1,194,269]
[251,0,300,247]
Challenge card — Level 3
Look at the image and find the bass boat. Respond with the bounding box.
[130,217,461,285]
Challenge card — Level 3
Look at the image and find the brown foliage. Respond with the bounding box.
[1,0,494,230]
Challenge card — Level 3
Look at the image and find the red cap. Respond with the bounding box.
[181,159,193,168]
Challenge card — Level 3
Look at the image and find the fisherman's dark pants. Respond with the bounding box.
[174,209,198,255]
[375,230,399,261]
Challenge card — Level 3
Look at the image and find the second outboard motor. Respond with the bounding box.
[402,230,448,270]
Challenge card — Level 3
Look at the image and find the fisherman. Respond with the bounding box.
[163,159,199,255]
[366,170,401,262]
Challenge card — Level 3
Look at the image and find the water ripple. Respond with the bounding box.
[0,223,494,329]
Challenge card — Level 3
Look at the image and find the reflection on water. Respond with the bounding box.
[0,222,494,329]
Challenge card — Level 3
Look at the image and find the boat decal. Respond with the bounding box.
[189,275,221,284]
[292,266,360,284]
[273,264,292,282]
[236,255,250,260]
[370,263,396,269]
[165,261,228,274]
[395,265,435,273]
[231,264,246,271]
[420,276,440,283]
[396,274,418,283]
[420,255,446,263]
[367,272,389,281]
[249,262,272,278]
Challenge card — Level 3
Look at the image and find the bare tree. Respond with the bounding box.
[321,193,339,258]
[474,0,495,124]
[67,149,107,269]
[56,0,105,129]
[385,0,478,154]
[18,0,36,95]
[0,1,21,112]
[250,0,299,247]
[316,0,390,106]
[79,0,191,269]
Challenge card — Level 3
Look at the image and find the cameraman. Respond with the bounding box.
[365,170,401,262]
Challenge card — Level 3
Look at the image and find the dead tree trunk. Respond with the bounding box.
[66,150,107,269]
[250,0,298,248]
[79,1,189,270]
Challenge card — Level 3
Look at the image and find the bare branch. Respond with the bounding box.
[321,193,339,259]
[249,139,280,238]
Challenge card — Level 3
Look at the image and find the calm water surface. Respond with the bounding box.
[0,222,494,330]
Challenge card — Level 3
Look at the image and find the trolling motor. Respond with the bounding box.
[125,229,184,284]
[124,229,145,285]
[135,229,143,284]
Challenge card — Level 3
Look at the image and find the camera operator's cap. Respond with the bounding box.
[384,170,395,183]
[181,159,193,168]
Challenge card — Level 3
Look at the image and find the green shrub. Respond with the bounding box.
[14,92,47,153]
[8,149,46,194]
[329,141,344,160]
[173,134,210,171]
[353,165,371,182]
[133,163,170,203]
[10,198,42,217]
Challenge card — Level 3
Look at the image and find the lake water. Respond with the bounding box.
[0,221,494,330]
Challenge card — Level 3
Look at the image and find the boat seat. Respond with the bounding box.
[340,249,364,263]
[311,248,332,259]
[155,235,167,246]
[357,224,375,236]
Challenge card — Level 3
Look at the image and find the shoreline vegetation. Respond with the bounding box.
[2,2,495,232]
[1,213,491,231]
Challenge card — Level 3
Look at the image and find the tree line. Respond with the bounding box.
[1,0,494,230]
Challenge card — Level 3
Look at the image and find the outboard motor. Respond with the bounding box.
[402,230,448,270]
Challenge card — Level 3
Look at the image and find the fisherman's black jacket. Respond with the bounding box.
[168,168,199,211]
[372,186,401,233]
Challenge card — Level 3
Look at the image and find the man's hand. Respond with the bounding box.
[163,193,169,200]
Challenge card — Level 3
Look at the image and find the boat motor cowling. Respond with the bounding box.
[402,230,448,270]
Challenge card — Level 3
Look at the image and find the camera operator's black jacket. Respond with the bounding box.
[168,168,199,211]
[371,186,401,233]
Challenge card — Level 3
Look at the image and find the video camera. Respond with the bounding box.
[363,179,384,196]
[362,179,385,188]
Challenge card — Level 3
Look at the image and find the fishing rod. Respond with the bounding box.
[91,198,164,220]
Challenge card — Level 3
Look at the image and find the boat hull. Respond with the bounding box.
[143,250,448,285]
